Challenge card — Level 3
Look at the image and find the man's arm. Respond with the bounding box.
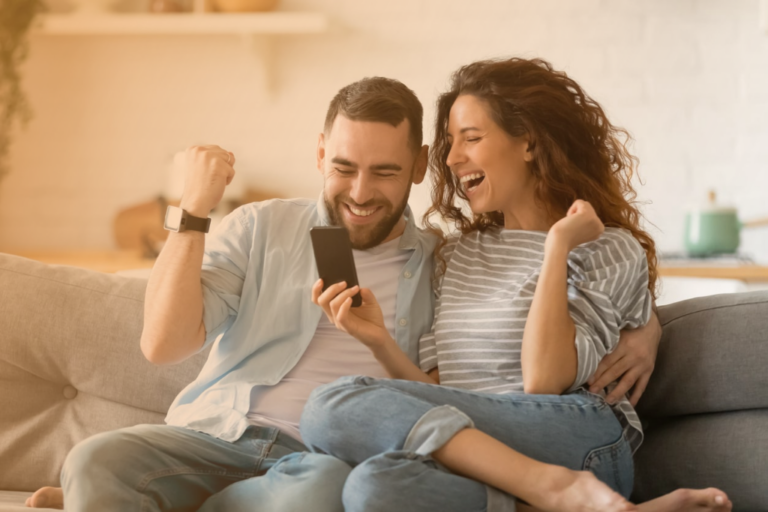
[587,307,662,406]
[140,145,235,366]
[141,230,207,365]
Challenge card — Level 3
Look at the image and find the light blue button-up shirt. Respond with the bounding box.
[165,196,438,442]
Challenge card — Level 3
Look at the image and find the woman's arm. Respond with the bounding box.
[521,200,605,395]
[369,338,438,384]
[521,241,577,394]
[312,280,438,384]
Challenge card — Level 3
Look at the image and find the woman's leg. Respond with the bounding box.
[338,451,732,512]
[302,377,733,512]
[197,452,351,512]
[301,376,628,479]
[341,451,508,512]
[301,376,634,511]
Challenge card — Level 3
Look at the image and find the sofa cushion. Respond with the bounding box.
[0,254,208,492]
[632,409,768,509]
[636,290,768,418]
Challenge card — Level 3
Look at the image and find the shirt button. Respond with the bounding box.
[398,318,408,327]
[403,271,412,279]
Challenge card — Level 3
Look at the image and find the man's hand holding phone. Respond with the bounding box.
[311,280,394,351]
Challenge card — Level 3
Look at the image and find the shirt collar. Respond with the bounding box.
[315,192,421,251]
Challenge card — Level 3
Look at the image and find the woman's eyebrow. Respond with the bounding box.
[448,126,481,138]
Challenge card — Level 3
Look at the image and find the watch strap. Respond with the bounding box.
[184,213,212,233]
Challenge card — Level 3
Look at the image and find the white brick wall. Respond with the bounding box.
[1,0,767,262]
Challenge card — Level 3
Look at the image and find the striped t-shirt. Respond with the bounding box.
[419,227,653,452]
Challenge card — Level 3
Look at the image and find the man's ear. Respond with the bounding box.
[411,145,429,185]
[317,132,326,175]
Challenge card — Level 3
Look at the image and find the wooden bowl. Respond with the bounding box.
[213,0,279,12]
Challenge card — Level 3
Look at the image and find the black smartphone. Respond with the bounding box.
[310,226,362,307]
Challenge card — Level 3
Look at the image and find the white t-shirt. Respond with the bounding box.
[246,236,410,441]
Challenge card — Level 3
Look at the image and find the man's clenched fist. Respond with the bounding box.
[179,145,236,218]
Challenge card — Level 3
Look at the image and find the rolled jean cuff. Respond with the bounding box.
[486,485,517,512]
[402,405,474,456]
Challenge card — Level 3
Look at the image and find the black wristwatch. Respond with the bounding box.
[163,206,211,233]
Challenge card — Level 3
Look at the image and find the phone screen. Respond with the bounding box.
[310,226,362,307]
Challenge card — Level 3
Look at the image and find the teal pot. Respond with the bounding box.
[684,197,768,257]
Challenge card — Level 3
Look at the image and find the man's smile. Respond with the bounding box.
[343,203,383,224]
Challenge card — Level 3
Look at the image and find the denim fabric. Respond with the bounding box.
[166,196,437,443]
[60,424,351,512]
[301,376,634,512]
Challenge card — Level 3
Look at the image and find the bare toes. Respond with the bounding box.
[27,486,64,509]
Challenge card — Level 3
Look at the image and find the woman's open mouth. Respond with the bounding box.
[460,172,485,194]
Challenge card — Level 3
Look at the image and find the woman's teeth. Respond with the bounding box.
[460,172,485,193]
[349,206,376,217]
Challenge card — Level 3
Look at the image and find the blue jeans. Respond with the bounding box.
[60,423,351,512]
[300,376,634,512]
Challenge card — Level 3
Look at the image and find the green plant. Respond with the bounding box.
[0,0,46,183]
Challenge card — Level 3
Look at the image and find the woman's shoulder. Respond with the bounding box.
[571,228,646,270]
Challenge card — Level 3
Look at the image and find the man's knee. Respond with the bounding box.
[62,428,146,483]
[343,452,489,512]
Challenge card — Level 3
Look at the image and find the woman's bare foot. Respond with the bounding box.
[24,486,64,509]
[526,467,637,512]
[637,488,732,512]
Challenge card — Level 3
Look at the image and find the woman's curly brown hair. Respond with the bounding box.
[424,57,658,297]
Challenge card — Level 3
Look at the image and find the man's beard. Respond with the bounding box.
[325,189,410,250]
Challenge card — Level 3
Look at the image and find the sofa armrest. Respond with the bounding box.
[0,253,208,491]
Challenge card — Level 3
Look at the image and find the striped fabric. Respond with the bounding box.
[419,227,652,452]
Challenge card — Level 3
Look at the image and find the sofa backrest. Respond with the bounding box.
[638,290,768,418]
[632,290,768,508]
[0,253,208,491]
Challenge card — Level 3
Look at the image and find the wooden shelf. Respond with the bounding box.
[659,265,768,283]
[33,12,329,95]
[35,12,329,35]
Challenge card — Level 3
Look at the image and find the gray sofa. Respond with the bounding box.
[0,252,766,510]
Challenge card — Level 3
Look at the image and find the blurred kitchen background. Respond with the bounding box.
[1,0,768,304]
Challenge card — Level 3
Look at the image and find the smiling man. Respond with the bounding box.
[27,77,437,512]
[27,77,661,512]
[321,105,424,251]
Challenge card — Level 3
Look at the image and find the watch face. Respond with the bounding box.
[164,206,183,231]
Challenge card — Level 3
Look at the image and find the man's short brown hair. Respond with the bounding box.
[324,77,423,152]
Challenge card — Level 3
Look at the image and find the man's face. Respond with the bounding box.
[317,115,427,250]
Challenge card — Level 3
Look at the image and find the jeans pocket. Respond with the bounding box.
[582,433,634,499]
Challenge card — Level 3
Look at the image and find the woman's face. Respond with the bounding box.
[446,94,534,217]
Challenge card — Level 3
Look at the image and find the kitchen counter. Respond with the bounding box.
[659,265,768,283]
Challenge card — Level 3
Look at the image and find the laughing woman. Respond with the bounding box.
[305,58,730,512]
